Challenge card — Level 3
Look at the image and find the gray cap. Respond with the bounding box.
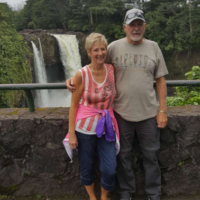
[124,8,145,24]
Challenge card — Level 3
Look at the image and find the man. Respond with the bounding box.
[66,8,168,200]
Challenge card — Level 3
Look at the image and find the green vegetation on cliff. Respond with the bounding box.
[0,4,31,108]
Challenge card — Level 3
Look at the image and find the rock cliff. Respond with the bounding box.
[21,29,89,82]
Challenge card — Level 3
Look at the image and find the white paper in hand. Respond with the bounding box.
[62,133,73,162]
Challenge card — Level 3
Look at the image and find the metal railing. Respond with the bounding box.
[0,80,200,112]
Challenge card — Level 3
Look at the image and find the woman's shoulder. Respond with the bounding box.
[78,66,90,78]
[74,70,82,82]
[78,65,88,72]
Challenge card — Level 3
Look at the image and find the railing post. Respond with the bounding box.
[24,90,35,112]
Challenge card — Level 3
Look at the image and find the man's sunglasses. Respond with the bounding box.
[125,12,144,22]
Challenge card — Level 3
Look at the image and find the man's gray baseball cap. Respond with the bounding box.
[124,8,145,24]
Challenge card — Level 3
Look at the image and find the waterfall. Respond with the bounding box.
[31,35,81,107]
[31,41,49,107]
[51,34,82,79]
[50,34,82,107]
[38,38,45,65]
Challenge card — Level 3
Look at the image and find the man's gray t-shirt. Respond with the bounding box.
[107,38,168,122]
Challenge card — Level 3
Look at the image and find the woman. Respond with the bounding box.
[68,33,119,200]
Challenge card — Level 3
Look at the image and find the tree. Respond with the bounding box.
[68,0,87,31]
[53,0,69,30]
[0,3,31,108]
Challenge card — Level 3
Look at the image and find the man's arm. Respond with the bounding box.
[65,77,75,93]
[156,76,168,128]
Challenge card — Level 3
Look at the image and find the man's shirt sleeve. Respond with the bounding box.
[154,43,169,78]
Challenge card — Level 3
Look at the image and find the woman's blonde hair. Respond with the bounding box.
[85,33,108,51]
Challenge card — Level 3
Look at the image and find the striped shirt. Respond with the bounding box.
[75,64,116,135]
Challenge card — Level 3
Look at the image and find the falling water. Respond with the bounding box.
[51,34,82,79]
[38,38,45,66]
[32,35,81,107]
[50,34,82,107]
[31,41,49,107]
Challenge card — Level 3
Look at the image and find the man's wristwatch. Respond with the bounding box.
[159,110,167,114]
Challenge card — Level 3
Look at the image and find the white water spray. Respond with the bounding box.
[50,34,82,107]
[32,35,82,107]
[51,34,82,79]
[38,38,45,65]
[31,41,49,107]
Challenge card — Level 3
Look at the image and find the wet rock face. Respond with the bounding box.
[21,29,89,82]
[0,106,200,197]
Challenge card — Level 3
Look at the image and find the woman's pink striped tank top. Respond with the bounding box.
[75,64,116,135]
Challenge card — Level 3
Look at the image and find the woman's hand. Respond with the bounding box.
[69,132,78,150]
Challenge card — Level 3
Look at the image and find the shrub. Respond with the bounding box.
[167,66,200,106]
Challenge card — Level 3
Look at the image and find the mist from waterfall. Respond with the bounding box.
[31,40,49,107]
[31,35,82,107]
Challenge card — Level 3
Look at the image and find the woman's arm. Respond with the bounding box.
[68,71,83,149]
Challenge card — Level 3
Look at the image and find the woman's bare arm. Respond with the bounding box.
[68,71,83,149]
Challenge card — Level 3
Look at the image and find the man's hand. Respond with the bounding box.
[156,112,167,128]
[65,77,75,93]
[69,132,78,150]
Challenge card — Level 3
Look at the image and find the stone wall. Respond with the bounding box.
[0,106,200,197]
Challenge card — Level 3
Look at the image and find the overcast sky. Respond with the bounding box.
[0,0,26,10]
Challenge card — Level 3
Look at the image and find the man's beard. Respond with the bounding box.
[130,32,143,42]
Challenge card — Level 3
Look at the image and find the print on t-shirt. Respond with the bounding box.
[114,53,157,70]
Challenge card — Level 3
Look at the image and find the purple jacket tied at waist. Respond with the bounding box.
[96,109,115,142]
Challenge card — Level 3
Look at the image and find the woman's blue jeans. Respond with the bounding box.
[76,131,116,191]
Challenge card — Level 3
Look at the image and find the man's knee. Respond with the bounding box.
[142,149,159,164]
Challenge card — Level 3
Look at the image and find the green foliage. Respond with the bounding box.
[167,66,200,106]
[28,21,35,29]
[13,0,200,48]
[14,0,126,41]
[145,1,200,54]
[178,161,185,166]
[95,22,125,43]
[0,185,17,195]
[36,195,41,199]
[0,4,31,108]
[0,195,15,200]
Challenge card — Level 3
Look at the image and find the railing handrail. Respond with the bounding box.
[165,80,200,86]
[0,83,67,90]
[0,80,200,112]
[1,80,200,90]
